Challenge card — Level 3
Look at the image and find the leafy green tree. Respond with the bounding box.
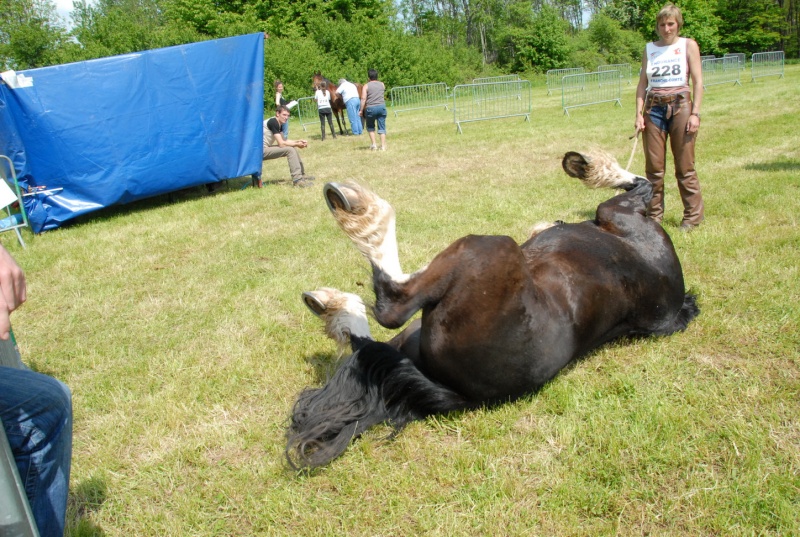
[586,12,643,63]
[602,0,659,32]
[498,4,573,72]
[0,0,69,69]
[69,0,193,58]
[715,0,784,53]
[603,0,721,55]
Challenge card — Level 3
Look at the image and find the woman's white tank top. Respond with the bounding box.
[646,37,690,91]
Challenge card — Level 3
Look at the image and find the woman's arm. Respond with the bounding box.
[635,49,649,132]
[686,38,703,133]
[359,84,369,116]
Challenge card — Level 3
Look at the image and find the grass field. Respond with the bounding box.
[6,65,799,536]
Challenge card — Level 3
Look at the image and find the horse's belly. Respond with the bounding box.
[419,315,575,402]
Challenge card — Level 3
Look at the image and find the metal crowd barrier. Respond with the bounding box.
[723,53,746,71]
[561,70,621,116]
[751,51,785,81]
[452,80,531,134]
[702,57,743,88]
[598,63,632,84]
[295,96,325,133]
[472,75,521,84]
[389,83,450,117]
[546,68,584,95]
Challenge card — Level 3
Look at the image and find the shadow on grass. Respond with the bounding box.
[67,474,108,536]
[50,176,275,231]
[744,159,800,172]
[303,351,345,385]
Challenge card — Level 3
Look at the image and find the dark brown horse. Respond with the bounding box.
[286,150,700,469]
[312,71,363,135]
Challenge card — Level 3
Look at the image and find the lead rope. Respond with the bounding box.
[626,128,641,171]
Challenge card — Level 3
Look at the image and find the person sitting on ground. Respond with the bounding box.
[263,105,315,188]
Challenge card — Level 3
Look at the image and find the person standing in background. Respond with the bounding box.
[634,3,705,232]
[314,81,337,141]
[360,69,387,151]
[274,80,290,140]
[336,78,363,136]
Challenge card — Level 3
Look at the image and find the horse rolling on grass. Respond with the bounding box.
[286,150,700,470]
[312,71,363,136]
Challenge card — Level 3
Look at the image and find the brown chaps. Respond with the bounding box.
[642,93,705,225]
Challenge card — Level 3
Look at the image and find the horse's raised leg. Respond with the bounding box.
[302,288,371,351]
[302,286,424,363]
[562,150,699,332]
[562,150,655,233]
[322,182,523,335]
[323,182,407,282]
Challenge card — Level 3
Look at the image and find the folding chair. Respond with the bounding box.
[0,155,29,248]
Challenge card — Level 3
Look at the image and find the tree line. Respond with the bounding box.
[1,0,795,102]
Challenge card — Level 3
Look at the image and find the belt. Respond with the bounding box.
[647,93,688,105]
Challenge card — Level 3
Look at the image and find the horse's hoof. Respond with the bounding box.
[302,291,327,316]
[323,183,355,213]
[562,151,589,178]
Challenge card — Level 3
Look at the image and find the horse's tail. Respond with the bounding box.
[286,341,470,470]
[653,292,700,336]
[673,292,701,331]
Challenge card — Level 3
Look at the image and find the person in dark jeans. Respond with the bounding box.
[0,244,72,537]
[314,80,337,141]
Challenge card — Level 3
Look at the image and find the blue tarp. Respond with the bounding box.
[0,33,265,232]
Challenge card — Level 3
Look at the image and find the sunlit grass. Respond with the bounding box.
[4,66,799,536]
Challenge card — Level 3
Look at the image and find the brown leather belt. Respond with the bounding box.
[647,92,688,105]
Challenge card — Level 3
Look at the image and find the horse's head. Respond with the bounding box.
[312,71,324,91]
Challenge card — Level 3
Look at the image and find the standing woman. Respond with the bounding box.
[315,81,337,141]
[635,3,705,231]
[274,80,290,140]
[360,69,387,151]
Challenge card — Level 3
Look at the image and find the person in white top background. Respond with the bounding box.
[635,3,705,232]
[314,80,337,141]
[336,78,363,135]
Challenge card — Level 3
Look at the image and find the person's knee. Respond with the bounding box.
[41,376,72,423]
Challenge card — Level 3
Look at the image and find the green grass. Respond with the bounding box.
[5,66,799,536]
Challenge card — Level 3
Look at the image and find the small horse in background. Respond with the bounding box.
[286,150,700,470]
[312,71,363,136]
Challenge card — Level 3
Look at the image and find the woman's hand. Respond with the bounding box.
[634,113,645,133]
[686,114,700,134]
[0,245,26,340]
